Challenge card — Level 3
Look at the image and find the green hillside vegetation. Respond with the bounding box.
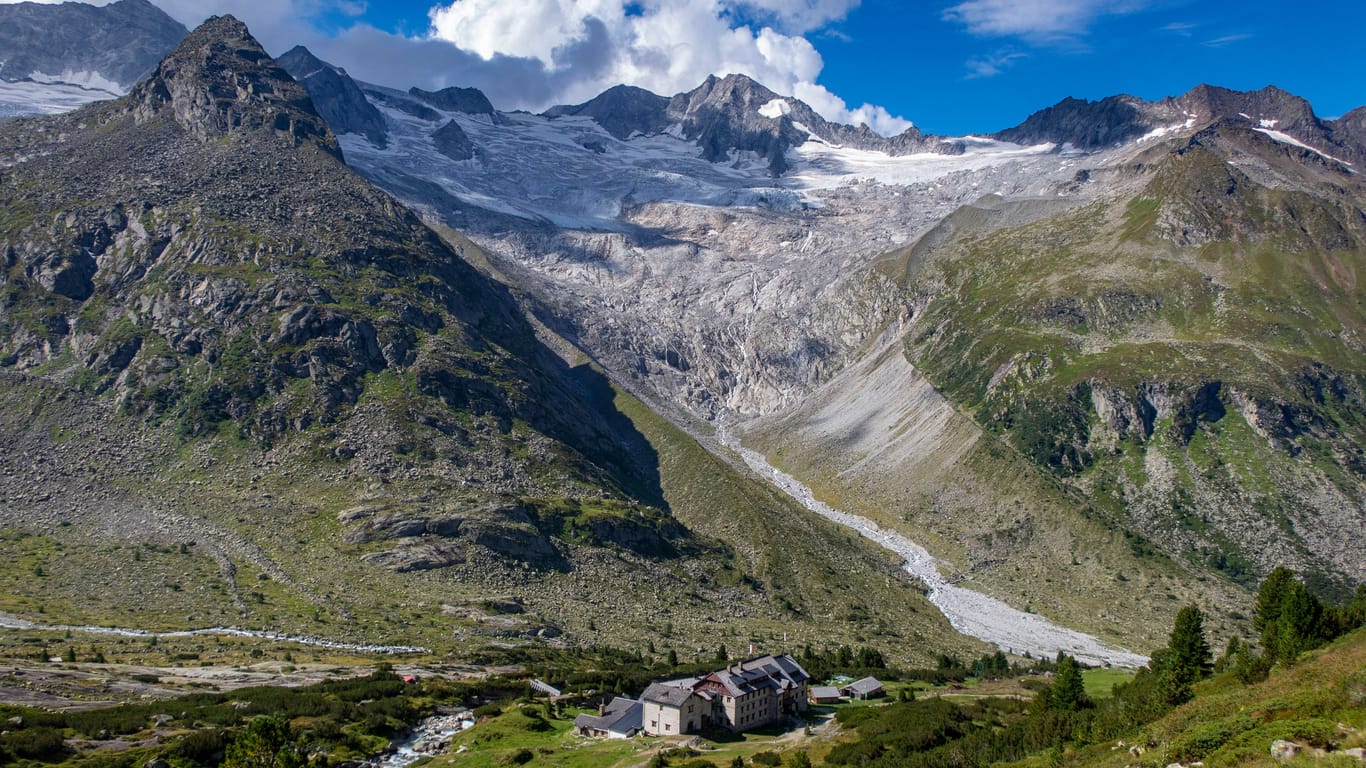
[0,15,977,664]
[900,127,1366,595]
[816,570,1366,768]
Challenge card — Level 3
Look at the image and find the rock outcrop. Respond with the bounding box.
[277,45,388,148]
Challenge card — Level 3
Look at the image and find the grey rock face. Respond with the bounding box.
[665,73,808,175]
[0,0,186,90]
[128,16,339,156]
[994,95,1153,149]
[409,85,495,115]
[432,119,476,161]
[544,84,670,140]
[994,84,1366,165]
[277,46,388,148]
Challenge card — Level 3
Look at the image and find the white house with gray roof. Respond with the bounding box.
[641,682,704,736]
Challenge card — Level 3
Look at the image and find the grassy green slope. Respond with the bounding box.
[900,130,1366,597]
[1012,627,1366,768]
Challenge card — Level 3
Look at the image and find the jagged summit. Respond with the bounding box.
[542,72,955,175]
[277,45,388,147]
[543,84,671,140]
[994,84,1365,165]
[129,15,338,156]
[409,85,495,115]
[0,0,187,90]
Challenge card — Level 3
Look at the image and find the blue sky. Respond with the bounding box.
[813,0,1366,134]
[20,0,1363,136]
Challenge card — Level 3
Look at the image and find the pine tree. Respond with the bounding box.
[1214,636,1242,673]
[1050,655,1087,711]
[1253,567,1296,657]
[1167,605,1212,685]
[1274,580,1324,662]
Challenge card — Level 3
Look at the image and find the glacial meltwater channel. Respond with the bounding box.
[718,431,1149,668]
[0,612,427,654]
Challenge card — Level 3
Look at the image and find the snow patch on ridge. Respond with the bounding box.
[1255,128,1354,167]
[785,137,1054,191]
[25,69,124,96]
[758,98,790,119]
[0,79,118,117]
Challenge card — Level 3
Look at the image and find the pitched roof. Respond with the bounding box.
[702,654,812,697]
[573,696,643,735]
[810,686,841,699]
[641,682,696,708]
[842,676,884,695]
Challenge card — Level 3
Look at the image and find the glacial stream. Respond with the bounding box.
[718,432,1150,668]
[370,713,474,768]
[0,613,427,654]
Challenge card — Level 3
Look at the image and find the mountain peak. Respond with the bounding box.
[543,84,670,139]
[129,15,338,157]
[0,0,187,95]
[681,72,781,111]
[409,85,495,115]
[278,45,388,147]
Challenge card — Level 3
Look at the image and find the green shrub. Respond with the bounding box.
[1169,714,1257,761]
[1,725,67,759]
[473,702,504,719]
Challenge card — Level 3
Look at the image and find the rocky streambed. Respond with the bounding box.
[371,712,474,768]
[719,431,1150,668]
[0,612,427,654]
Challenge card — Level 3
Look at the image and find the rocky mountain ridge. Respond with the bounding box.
[0,13,684,595]
[3,6,1365,660]
[0,14,979,661]
[995,84,1366,166]
[0,0,185,117]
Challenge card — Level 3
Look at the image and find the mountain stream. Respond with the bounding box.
[0,613,427,654]
[718,430,1150,668]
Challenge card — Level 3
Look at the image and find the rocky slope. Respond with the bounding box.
[995,84,1366,166]
[304,48,1366,642]
[0,0,185,117]
[890,116,1366,593]
[0,15,973,661]
[276,45,388,148]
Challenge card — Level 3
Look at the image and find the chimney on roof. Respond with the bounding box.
[598,703,605,716]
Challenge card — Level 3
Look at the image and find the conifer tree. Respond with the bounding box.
[1167,605,1212,684]
[1050,655,1087,711]
[1253,567,1296,657]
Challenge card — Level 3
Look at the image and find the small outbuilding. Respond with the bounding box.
[841,677,885,700]
[809,686,842,705]
[574,697,644,739]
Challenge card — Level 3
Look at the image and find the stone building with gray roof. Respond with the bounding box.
[573,696,643,738]
[588,653,811,738]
